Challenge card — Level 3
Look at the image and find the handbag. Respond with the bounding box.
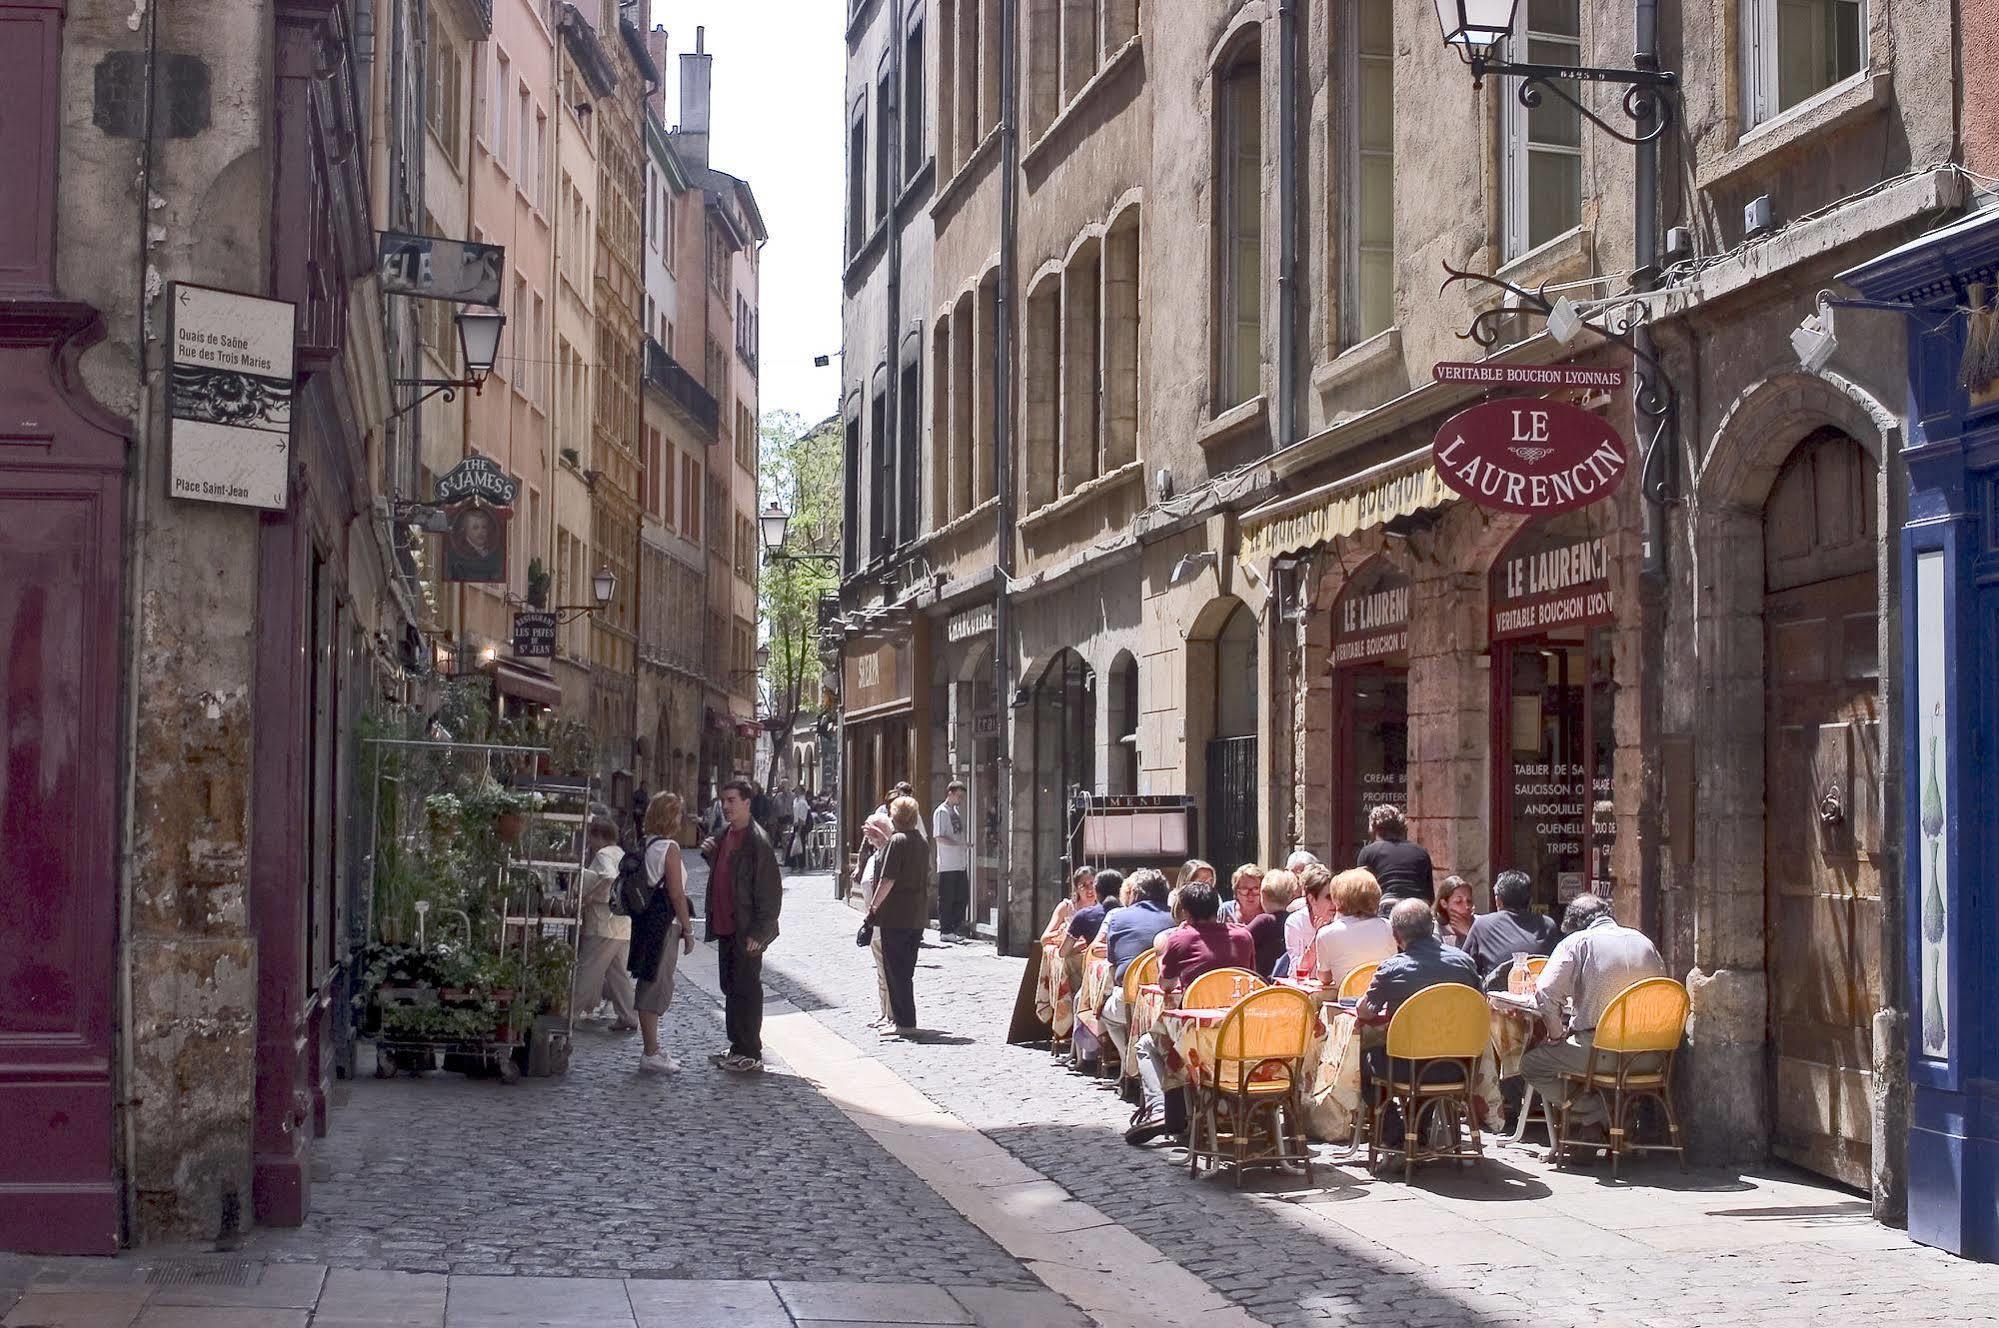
[855,919,874,947]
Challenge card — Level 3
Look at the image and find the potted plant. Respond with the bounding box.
[526,557,551,609]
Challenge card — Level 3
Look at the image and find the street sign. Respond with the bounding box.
[1432,397,1628,516]
[167,282,296,510]
[435,454,520,509]
[377,231,505,306]
[1432,361,1627,390]
[512,611,556,657]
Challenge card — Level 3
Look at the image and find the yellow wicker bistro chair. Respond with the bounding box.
[1338,960,1382,1001]
[1182,967,1266,1009]
[1368,983,1491,1182]
[1186,985,1316,1187]
[1504,955,1556,1146]
[1553,977,1689,1175]
[1117,949,1163,1091]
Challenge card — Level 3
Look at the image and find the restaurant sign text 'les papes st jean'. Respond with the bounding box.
[1431,397,1628,516]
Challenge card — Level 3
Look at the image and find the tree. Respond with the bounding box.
[758,410,842,795]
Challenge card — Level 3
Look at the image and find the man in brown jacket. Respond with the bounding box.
[700,778,784,1072]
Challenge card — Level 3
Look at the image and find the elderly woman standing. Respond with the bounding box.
[870,796,933,1037]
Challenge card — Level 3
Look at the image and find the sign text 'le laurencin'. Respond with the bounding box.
[1432,397,1628,517]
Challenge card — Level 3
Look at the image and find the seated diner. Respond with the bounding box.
[1247,869,1295,978]
[1097,869,1175,1072]
[1126,878,1251,1146]
[1312,868,1396,992]
[1355,899,1482,1146]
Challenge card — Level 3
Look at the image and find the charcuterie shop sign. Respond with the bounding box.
[1432,398,1627,515]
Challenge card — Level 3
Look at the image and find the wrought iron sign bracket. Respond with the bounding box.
[1468,55,1679,145]
[388,376,484,421]
[1438,261,1679,511]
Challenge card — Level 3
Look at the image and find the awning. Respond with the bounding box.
[1237,445,1451,563]
[486,659,561,707]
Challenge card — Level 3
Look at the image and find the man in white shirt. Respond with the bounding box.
[932,780,973,937]
[1522,894,1668,1145]
[570,816,638,1031]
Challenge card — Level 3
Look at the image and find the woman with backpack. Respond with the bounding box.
[571,816,639,1031]
[626,792,696,1074]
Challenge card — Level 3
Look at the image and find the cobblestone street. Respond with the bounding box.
[9,867,1999,1328]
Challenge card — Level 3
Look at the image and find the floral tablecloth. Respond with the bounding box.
[1074,955,1115,1038]
[1123,984,1166,1079]
[1033,941,1078,1040]
[1301,1008,1509,1142]
[1157,1005,1309,1093]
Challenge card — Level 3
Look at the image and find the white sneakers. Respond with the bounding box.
[638,1053,681,1074]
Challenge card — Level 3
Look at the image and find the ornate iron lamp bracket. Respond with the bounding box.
[1469,55,1678,145]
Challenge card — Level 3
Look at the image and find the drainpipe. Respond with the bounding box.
[1274,0,1298,452]
[1633,0,1667,943]
[992,0,1019,954]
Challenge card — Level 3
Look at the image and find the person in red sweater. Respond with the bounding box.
[1127,880,1252,1145]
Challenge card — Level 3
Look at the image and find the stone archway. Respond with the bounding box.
[1686,370,1899,1183]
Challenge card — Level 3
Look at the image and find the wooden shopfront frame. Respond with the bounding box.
[1327,556,1413,867]
[1487,515,1621,915]
[839,619,932,871]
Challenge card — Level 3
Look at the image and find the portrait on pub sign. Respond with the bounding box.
[444,501,508,583]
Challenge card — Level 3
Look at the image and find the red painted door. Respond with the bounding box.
[0,420,125,1253]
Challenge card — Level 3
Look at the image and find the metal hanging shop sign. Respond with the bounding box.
[947,603,994,643]
[1432,361,1628,390]
[1432,398,1628,516]
[376,231,506,306]
[434,454,521,508]
[511,611,557,657]
[167,281,297,510]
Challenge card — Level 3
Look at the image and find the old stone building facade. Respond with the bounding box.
[836,0,1987,1228]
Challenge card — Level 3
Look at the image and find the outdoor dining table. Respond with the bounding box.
[1074,953,1114,1038]
[1124,983,1168,1079]
[1034,940,1078,1040]
[1300,1003,1510,1143]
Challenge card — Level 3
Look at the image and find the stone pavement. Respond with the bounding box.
[10,865,1999,1328]
[749,871,1999,1328]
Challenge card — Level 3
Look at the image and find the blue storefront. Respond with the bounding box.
[1844,207,1999,1262]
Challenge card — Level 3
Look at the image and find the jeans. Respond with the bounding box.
[936,870,970,933]
[1136,1029,1188,1132]
[715,935,766,1061]
[879,926,921,1030]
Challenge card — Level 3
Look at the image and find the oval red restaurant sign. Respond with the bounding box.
[1432,397,1629,515]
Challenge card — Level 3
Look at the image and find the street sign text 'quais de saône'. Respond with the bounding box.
[1430,395,1629,516]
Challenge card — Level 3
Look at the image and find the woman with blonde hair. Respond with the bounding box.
[1247,868,1296,977]
[1311,867,1395,990]
[627,792,696,1073]
[857,809,895,1029]
[869,796,933,1036]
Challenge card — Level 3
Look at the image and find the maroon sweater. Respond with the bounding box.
[1157,920,1255,990]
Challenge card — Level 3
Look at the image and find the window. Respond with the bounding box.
[1502,0,1581,259]
[490,50,511,167]
[426,18,463,168]
[869,387,889,560]
[905,17,926,179]
[517,86,530,184]
[1062,240,1102,492]
[848,103,868,254]
[531,292,545,407]
[899,361,921,548]
[1347,0,1394,341]
[875,66,898,224]
[1744,0,1865,125]
[1104,209,1140,472]
[683,454,700,540]
[533,109,548,209]
[1215,38,1262,410]
[1024,277,1061,509]
[843,415,861,572]
[663,438,677,530]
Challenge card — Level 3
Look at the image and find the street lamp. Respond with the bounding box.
[592,564,617,607]
[758,501,840,567]
[511,563,617,625]
[1432,0,1516,56]
[1431,0,1676,143]
[391,307,509,418]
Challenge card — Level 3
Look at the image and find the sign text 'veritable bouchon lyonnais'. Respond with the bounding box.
[1432,397,1628,516]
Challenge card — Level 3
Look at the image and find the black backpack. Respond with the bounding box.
[612,836,664,917]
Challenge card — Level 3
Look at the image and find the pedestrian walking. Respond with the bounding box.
[869,796,932,1037]
[789,786,812,868]
[1357,804,1435,912]
[627,794,696,1073]
[700,778,783,1072]
[932,780,972,936]
[570,816,639,1033]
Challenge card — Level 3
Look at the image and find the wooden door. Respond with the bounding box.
[1763,432,1881,1189]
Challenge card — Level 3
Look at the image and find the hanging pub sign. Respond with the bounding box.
[434,454,521,508]
[1432,397,1628,516]
[1490,525,1616,641]
[377,231,505,306]
[1329,558,1412,668]
[512,611,557,657]
[443,502,509,583]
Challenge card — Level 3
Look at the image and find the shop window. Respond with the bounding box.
[1743,0,1866,126]
[1488,518,1619,913]
[1501,0,1581,260]
[1328,558,1411,864]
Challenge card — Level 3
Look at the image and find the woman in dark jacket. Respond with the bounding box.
[869,796,932,1037]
